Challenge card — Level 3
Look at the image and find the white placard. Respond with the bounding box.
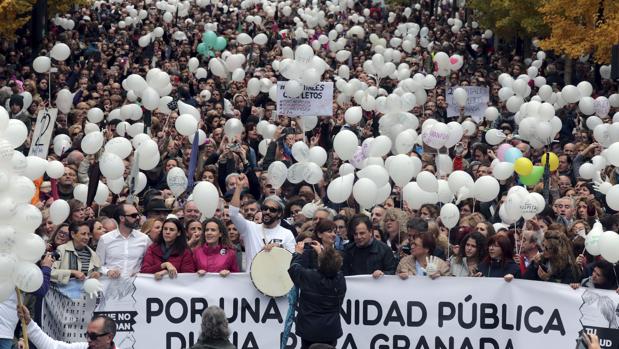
[29,108,58,158]
[276,81,333,116]
[446,86,490,122]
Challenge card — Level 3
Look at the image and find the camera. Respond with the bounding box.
[401,244,412,255]
[304,242,313,249]
[50,251,61,260]
[226,141,240,152]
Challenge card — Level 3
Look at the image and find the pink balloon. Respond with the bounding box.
[496,143,513,161]
[449,57,459,65]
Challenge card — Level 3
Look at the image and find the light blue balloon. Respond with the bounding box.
[504,148,523,163]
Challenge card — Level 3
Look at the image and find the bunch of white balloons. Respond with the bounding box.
[0,107,69,302]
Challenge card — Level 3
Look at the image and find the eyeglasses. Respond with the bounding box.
[261,206,279,213]
[124,213,141,219]
[85,332,109,341]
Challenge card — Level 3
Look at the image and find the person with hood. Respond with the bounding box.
[288,241,347,349]
[187,306,235,349]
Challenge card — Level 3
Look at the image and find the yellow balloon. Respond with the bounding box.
[514,157,533,176]
[541,152,559,172]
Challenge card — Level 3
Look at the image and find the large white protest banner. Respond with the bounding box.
[446,86,489,122]
[276,81,333,116]
[29,108,58,158]
[43,274,619,349]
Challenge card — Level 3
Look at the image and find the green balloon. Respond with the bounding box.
[197,43,207,55]
[520,166,544,186]
[214,36,227,51]
[203,31,217,47]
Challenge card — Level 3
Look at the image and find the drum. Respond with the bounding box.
[250,247,294,298]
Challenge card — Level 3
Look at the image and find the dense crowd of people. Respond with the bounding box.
[0,0,618,348]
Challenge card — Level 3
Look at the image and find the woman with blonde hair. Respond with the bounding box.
[141,217,164,242]
[381,208,408,252]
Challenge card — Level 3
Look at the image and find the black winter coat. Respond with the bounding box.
[342,239,397,276]
[478,259,521,278]
[288,252,347,342]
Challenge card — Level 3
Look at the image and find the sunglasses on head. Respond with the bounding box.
[85,332,109,341]
[261,206,279,213]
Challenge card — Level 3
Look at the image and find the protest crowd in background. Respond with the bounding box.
[0,0,618,348]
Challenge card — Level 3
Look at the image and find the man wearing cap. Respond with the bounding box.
[144,198,171,219]
[230,174,295,271]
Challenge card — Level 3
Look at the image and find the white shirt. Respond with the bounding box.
[27,321,88,349]
[229,205,295,271]
[0,293,17,339]
[95,229,151,277]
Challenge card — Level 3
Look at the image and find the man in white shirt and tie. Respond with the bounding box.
[96,204,151,278]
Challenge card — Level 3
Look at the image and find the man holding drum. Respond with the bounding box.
[230,174,296,271]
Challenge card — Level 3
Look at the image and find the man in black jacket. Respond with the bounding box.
[288,242,346,349]
[342,214,397,278]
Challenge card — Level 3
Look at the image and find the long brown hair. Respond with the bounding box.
[201,218,234,248]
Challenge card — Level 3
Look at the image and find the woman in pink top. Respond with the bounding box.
[193,218,239,277]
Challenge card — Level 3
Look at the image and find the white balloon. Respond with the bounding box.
[5,119,27,149]
[12,261,43,292]
[12,204,42,236]
[291,142,309,162]
[137,139,160,171]
[327,174,354,203]
[175,114,198,136]
[453,87,468,107]
[353,178,377,208]
[606,185,619,211]
[45,160,65,179]
[416,171,438,192]
[10,176,35,204]
[448,171,474,195]
[81,131,104,155]
[485,129,506,145]
[440,203,460,229]
[599,231,619,263]
[333,130,358,160]
[473,176,500,202]
[49,199,69,225]
[368,136,392,157]
[23,156,48,180]
[308,147,327,166]
[50,43,71,61]
[358,165,389,187]
[585,222,603,256]
[167,167,188,197]
[99,152,125,181]
[345,106,363,125]
[192,182,218,218]
[107,177,125,195]
[104,137,132,160]
[267,161,288,188]
[223,118,244,138]
[493,162,514,180]
[33,56,51,73]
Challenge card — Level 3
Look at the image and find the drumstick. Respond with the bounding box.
[15,287,30,349]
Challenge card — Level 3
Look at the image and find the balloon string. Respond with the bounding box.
[614,265,619,289]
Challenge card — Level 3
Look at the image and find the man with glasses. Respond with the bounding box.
[95,204,150,279]
[17,305,116,349]
[230,174,295,271]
